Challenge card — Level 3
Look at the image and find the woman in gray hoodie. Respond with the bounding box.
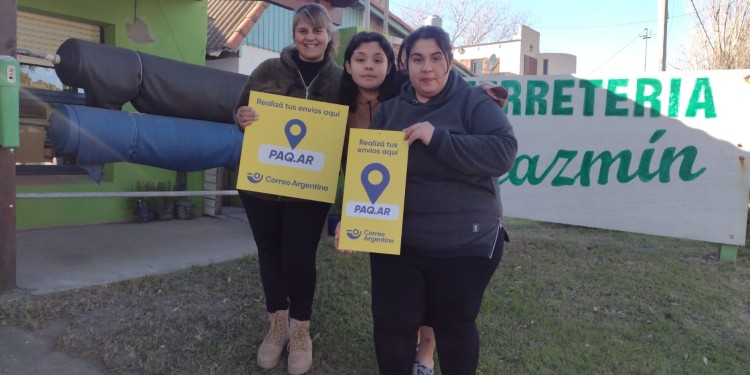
[366,25,518,375]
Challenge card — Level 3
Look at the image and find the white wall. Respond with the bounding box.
[454,42,500,74]
[205,45,279,76]
[454,41,525,75]
[205,55,239,72]
[452,25,549,76]
[464,70,750,246]
[500,41,523,75]
[539,53,577,75]
[516,25,540,74]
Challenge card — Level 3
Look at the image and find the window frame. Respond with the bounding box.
[16,11,102,176]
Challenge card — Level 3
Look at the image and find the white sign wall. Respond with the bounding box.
[469,70,750,245]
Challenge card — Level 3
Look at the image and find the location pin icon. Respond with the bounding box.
[361,163,390,204]
[285,119,307,149]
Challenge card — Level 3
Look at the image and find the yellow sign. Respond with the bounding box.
[236,91,348,203]
[339,129,408,255]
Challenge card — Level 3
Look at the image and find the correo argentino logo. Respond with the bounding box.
[346,229,362,240]
[246,172,263,183]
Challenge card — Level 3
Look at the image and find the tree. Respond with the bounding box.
[680,0,750,70]
[395,0,529,47]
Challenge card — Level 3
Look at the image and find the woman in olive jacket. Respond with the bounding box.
[232,4,342,374]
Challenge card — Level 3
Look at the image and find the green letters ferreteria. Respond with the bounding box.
[552,80,575,115]
[578,79,602,117]
[470,76,716,188]
[525,80,549,115]
[605,79,629,117]
[495,77,716,119]
[686,78,716,118]
[634,78,662,117]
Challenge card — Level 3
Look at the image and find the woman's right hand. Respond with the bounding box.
[334,221,355,254]
[236,106,259,130]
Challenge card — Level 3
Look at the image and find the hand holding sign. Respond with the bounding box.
[403,121,435,145]
[333,221,356,254]
[236,106,260,130]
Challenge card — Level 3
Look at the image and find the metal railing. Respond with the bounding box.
[16,190,239,199]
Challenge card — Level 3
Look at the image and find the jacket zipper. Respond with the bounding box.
[296,69,320,99]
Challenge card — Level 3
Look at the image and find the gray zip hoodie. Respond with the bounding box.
[370,70,517,258]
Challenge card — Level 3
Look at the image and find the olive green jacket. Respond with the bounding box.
[233,46,342,123]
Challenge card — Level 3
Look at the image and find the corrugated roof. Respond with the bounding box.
[205,1,420,61]
[207,0,261,56]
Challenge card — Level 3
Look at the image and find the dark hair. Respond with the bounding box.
[397,25,453,73]
[292,3,339,60]
[339,32,401,112]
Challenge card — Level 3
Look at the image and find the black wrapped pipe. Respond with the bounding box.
[55,39,142,110]
[55,39,247,123]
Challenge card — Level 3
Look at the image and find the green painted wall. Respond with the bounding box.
[336,26,366,66]
[16,0,208,229]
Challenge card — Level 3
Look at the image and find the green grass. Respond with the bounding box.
[1,219,749,374]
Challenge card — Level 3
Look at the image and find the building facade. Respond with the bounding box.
[14,0,209,229]
[454,25,576,76]
[11,0,415,229]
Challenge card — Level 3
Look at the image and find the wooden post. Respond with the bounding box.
[0,0,18,292]
[719,244,738,263]
[656,0,668,71]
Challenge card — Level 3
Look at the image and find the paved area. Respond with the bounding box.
[0,326,104,375]
[0,207,256,375]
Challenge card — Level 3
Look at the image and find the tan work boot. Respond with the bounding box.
[287,318,313,375]
[257,309,289,369]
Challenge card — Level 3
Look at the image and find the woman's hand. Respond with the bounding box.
[236,106,260,130]
[334,221,355,254]
[404,122,435,146]
[478,82,508,109]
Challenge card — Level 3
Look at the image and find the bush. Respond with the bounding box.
[128,180,175,222]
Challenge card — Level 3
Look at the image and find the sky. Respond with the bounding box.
[386,0,696,75]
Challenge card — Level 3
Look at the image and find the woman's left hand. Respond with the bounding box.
[334,221,355,254]
[404,122,435,146]
[478,82,508,109]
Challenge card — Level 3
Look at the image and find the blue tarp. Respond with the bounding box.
[49,104,242,182]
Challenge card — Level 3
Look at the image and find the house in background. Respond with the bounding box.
[204,0,472,81]
[454,25,577,76]
[205,0,413,74]
[201,0,419,210]
[10,0,420,230]
[13,0,213,230]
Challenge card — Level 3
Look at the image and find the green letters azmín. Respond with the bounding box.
[499,129,706,187]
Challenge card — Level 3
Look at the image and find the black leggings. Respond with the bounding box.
[369,234,504,375]
[239,192,330,321]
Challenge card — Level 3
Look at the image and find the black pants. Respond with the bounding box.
[369,234,504,375]
[240,191,330,321]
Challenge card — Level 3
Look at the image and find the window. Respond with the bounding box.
[470,59,483,74]
[543,59,549,75]
[16,11,101,174]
